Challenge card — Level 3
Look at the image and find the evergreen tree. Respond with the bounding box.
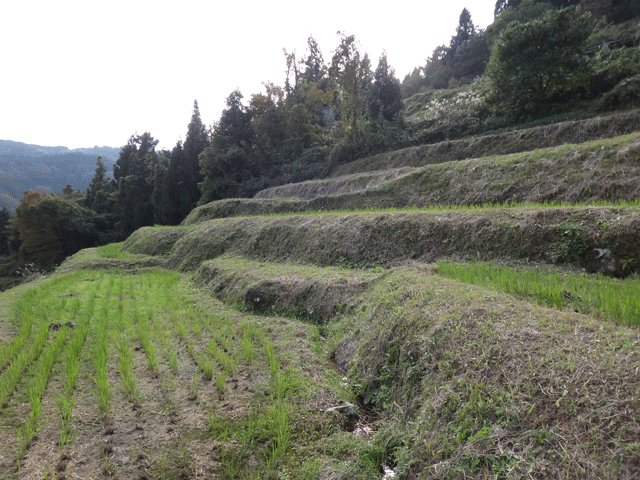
[401,68,425,99]
[453,30,491,81]
[494,0,522,17]
[329,33,372,142]
[113,132,159,235]
[199,90,256,204]
[0,207,11,256]
[301,36,327,84]
[217,90,253,148]
[450,8,476,54]
[152,152,171,224]
[182,100,208,206]
[85,156,115,214]
[158,101,210,225]
[369,51,403,122]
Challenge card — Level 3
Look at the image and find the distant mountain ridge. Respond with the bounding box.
[0,140,122,210]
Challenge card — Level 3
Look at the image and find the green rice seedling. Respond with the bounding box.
[188,371,199,401]
[138,319,159,374]
[93,369,112,416]
[92,331,112,416]
[64,313,91,395]
[241,407,261,449]
[160,378,178,413]
[215,371,227,398]
[168,350,178,374]
[57,395,75,449]
[241,331,254,365]
[208,408,229,441]
[201,357,214,381]
[177,322,187,340]
[265,400,290,466]
[117,339,142,405]
[264,340,280,378]
[187,340,214,380]
[15,326,68,466]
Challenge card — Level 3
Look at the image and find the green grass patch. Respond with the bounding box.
[96,242,133,259]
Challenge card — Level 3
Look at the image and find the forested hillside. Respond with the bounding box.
[0,141,120,210]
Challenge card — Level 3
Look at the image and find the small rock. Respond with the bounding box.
[326,401,357,417]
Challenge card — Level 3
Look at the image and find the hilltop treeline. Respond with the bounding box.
[1,0,639,272]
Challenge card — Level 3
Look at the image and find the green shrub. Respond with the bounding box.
[599,75,640,111]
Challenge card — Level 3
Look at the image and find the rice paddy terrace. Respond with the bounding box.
[1,112,640,479]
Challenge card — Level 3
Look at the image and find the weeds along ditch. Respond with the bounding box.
[0,267,360,479]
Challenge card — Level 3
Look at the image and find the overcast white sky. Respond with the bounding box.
[1,0,497,150]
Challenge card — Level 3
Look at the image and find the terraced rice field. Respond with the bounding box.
[0,269,350,479]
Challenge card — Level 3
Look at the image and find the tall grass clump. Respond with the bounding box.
[438,261,640,326]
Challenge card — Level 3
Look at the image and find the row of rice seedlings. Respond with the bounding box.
[137,316,159,375]
[241,330,254,366]
[207,340,237,376]
[240,323,265,367]
[59,308,94,450]
[0,316,33,373]
[117,335,142,406]
[92,311,112,416]
[152,314,180,375]
[17,325,69,466]
[186,340,215,381]
[0,323,50,408]
[437,260,640,326]
[262,339,290,472]
[258,197,640,219]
